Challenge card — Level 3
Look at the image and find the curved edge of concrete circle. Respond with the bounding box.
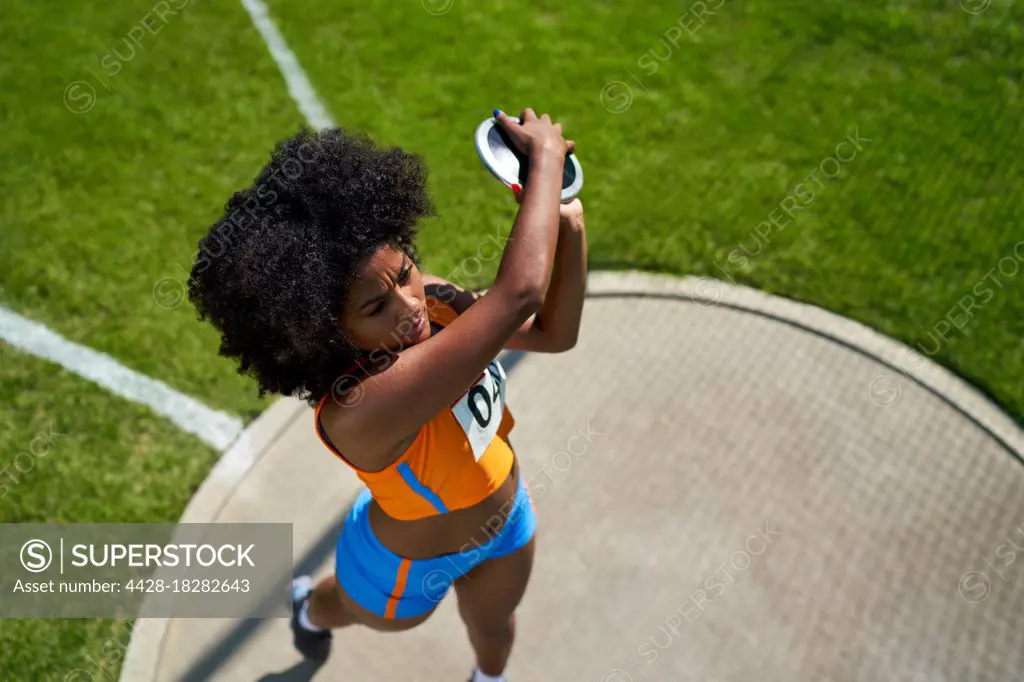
[118,395,308,682]
[119,270,1023,682]
[585,270,1023,461]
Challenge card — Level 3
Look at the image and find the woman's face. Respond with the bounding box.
[342,242,431,354]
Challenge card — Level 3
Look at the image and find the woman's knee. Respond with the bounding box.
[307,576,357,629]
[464,611,515,642]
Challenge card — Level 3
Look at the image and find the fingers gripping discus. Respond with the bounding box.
[474,116,583,203]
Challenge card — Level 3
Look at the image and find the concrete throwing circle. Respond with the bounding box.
[126,272,1024,682]
[501,274,1024,681]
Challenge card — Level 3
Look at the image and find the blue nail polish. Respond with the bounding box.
[493,109,501,118]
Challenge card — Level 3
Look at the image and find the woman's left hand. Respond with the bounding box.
[512,186,584,227]
[558,198,584,226]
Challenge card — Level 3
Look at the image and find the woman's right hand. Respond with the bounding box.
[494,108,576,159]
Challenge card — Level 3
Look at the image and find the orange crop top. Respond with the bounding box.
[314,294,516,520]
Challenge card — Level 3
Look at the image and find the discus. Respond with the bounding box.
[474,115,583,203]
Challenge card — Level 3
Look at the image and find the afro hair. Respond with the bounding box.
[188,126,435,407]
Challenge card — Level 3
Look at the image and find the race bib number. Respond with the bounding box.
[452,359,508,461]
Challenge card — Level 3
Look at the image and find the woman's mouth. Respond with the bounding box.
[404,311,426,339]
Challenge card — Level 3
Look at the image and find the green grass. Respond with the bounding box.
[268,0,1024,420]
[1,0,1023,678]
[0,343,220,679]
[0,0,303,421]
[0,0,299,677]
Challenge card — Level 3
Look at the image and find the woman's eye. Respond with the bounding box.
[368,268,410,316]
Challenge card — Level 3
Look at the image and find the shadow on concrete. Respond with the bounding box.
[254,660,324,682]
[178,505,348,682]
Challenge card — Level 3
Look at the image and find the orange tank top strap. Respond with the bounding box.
[425,293,459,327]
[314,355,375,467]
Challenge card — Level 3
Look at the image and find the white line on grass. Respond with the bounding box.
[121,11,338,681]
[0,306,243,450]
[238,0,335,128]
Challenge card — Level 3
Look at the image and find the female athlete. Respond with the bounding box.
[187,108,587,681]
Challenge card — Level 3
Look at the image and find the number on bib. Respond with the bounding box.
[452,360,508,461]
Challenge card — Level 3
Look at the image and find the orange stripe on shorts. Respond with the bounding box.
[384,558,412,619]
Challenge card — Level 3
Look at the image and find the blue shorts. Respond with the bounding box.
[336,471,536,620]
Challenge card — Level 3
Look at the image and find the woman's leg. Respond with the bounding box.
[292,570,438,661]
[305,574,356,629]
[453,536,536,677]
[293,507,441,661]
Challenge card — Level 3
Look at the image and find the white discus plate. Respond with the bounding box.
[474,116,583,203]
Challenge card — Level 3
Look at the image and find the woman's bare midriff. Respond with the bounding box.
[367,457,521,560]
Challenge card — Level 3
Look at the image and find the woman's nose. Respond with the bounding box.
[397,288,420,316]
